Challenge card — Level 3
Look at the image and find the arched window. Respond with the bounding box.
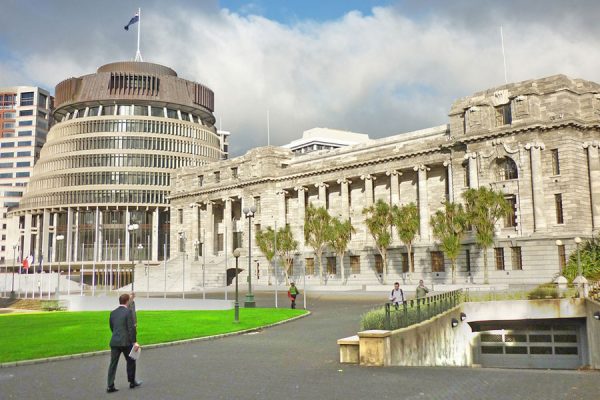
[496,157,518,181]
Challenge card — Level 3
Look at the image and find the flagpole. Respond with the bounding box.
[500,26,508,84]
[135,8,143,62]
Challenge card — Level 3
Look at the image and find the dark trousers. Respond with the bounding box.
[291,294,297,309]
[107,345,136,388]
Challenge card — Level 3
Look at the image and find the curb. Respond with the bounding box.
[0,310,311,368]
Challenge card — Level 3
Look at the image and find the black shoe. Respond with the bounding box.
[130,380,143,389]
[106,387,119,393]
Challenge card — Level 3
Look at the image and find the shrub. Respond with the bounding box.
[527,283,559,300]
[360,307,387,330]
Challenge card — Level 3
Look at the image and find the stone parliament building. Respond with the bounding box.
[170,74,600,287]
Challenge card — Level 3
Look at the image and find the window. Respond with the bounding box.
[18,120,33,126]
[401,252,414,273]
[350,255,360,274]
[555,194,564,224]
[17,151,31,157]
[504,195,517,227]
[0,142,14,148]
[551,149,560,175]
[462,161,470,187]
[166,108,178,119]
[511,247,522,270]
[3,122,15,129]
[558,245,566,272]
[431,251,444,272]
[374,254,383,274]
[217,234,224,252]
[150,106,163,117]
[38,93,47,107]
[178,209,183,224]
[495,104,512,126]
[198,175,204,187]
[18,141,31,147]
[15,172,29,177]
[327,256,336,275]
[254,196,261,213]
[465,249,471,274]
[305,258,315,275]
[497,157,518,180]
[20,92,34,106]
[214,171,220,183]
[231,167,238,178]
[0,152,14,158]
[19,110,33,116]
[495,247,505,270]
[16,161,30,167]
[18,130,32,136]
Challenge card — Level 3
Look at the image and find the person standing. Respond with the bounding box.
[288,282,300,309]
[389,282,404,310]
[107,293,142,393]
[416,279,430,302]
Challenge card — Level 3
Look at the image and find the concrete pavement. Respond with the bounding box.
[0,291,598,400]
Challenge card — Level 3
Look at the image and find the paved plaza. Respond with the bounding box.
[1,291,598,400]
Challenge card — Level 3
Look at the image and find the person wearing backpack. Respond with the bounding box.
[389,282,404,310]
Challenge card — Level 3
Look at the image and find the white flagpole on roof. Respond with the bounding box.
[500,26,508,84]
[135,8,143,62]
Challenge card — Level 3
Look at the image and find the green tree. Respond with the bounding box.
[463,187,512,284]
[304,204,333,284]
[430,201,469,284]
[563,234,600,282]
[275,224,299,285]
[392,202,420,276]
[363,199,394,284]
[255,226,276,285]
[329,217,356,284]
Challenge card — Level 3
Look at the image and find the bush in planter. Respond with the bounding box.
[527,283,559,300]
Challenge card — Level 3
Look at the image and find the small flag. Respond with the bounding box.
[124,12,139,31]
[23,255,30,270]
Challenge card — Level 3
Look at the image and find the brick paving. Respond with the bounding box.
[0,291,598,399]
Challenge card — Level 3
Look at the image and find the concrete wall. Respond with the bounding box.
[462,298,587,321]
[585,299,600,369]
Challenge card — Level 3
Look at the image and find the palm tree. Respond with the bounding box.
[430,201,468,284]
[255,226,276,285]
[463,187,512,284]
[304,204,332,284]
[275,224,298,285]
[362,199,393,284]
[329,217,355,284]
[392,203,419,276]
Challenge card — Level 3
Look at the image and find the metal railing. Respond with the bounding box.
[384,289,463,330]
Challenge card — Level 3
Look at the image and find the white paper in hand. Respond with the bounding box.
[128,346,141,361]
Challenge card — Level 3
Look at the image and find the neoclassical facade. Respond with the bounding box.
[11,61,225,269]
[170,74,600,286]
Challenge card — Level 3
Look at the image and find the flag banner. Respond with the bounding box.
[124,12,139,31]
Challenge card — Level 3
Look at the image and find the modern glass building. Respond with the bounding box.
[0,86,52,265]
[11,61,224,271]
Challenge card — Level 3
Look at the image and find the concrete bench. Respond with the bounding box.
[337,335,359,364]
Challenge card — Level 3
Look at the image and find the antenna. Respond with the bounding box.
[500,26,507,84]
[135,8,143,62]
[267,108,270,146]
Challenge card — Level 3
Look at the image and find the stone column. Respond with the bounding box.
[443,160,454,202]
[94,207,100,262]
[125,208,131,261]
[315,183,329,209]
[584,141,600,230]
[525,142,546,231]
[276,190,288,225]
[41,209,50,263]
[295,186,307,244]
[152,208,159,261]
[205,201,214,255]
[190,202,200,244]
[361,174,375,207]
[337,179,352,220]
[464,152,479,188]
[386,170,401,205]
[23,214,32,258]
[224,198,233,253]
[414,164,430,241]
[66,208,73,263]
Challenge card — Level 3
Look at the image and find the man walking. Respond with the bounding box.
[107,293,142,393]
[389,282,404,310]
[416,279,430,303]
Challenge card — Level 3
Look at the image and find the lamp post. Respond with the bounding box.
[179,231,186,299]
[243,206,257,307]
[554,239,568,292]
[233,248,241,323]
[128,223,139,291]
[10,244,17,298]
[56,235,65,297]
[573,237,588,296]
[193,240,200,261]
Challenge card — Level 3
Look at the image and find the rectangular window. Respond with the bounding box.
[374,254,383,274]
[504,195,517,228]
[495,104,512,126]
[495,247,505,270]
[198,175,204,187]
[38,93,47,107]
[231,167,238,178]
[555,193,564,224]
[0,152,14,158]
[511,246,522,270]
[463,162,470,187]
[551,149,560,175]
[17,151,30,157]
[0,173,12,179]
[20,92,34,106]
[217,234,224,252]
[232,232,242,249]
[305,258,315,275]
[18,120,33,126]
[350,255,360,274]
[178,209,183,224]
[16,161,30,167]
[18,130,32,136]
[17,141,31,147]
[254,196,261,213]
[431,251,445,272]
[401,252,414,273]
[214,171,220,183]
[19,110,33,116]
[558,244,566,272]
[0,142,14,148]
[465,249,471,274]
[327,256,336,275]
[15,172,30,177]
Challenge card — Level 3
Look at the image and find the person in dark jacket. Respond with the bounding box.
[107,293,142,393]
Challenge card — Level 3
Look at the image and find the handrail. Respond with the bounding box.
[384,289,463,330]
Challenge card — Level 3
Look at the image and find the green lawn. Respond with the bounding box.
[0,308,306,363]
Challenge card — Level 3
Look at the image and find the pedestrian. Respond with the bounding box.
[128,291,137,329]
[288,282,300,309]
[107,293,142,393]
[389,282,404,310]
[416,279,430,302]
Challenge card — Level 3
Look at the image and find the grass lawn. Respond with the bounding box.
[0,308,306,363]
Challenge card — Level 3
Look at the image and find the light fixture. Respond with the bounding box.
[451,318,459,328]
[594,311,600,321]
[460,312,467,322]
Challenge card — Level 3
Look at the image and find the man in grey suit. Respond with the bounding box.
[107,293,141,393]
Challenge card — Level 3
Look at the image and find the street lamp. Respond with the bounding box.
[128,223,139,290]
[10,244,17,298]
[243,206,257,308]
[554,239,568,291]
[56,235,65,297]
[193,240,200,261]
[233,248,241,323]
[179,231,186,299]
[573,237,588,296]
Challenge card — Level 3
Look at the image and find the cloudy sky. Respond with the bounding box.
[1,0,599,156]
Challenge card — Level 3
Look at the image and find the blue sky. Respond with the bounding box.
[1,1,600,155]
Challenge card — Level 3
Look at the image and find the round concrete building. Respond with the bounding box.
[13,61,224,277]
